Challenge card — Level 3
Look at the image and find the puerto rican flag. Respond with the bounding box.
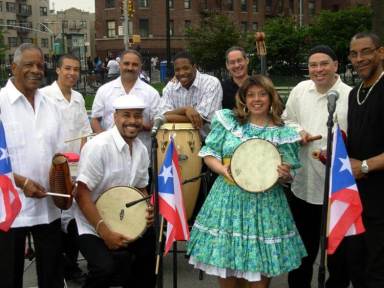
[327,125,365,254]
[0,120,21,231]
[157,137,190,255]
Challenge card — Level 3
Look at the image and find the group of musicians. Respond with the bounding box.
[0,30,383,288]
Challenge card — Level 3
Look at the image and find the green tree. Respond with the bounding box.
[308,6,372,66]
[185,13,241,76]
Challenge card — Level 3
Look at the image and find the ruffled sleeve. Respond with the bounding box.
[198,109,236,160]
[277,126,301,171]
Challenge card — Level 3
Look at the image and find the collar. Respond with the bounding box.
[111,125,129,152]
[6,78,44,106]
[309,75,341,96]
[112,77,144,93]
[175,70,201,90]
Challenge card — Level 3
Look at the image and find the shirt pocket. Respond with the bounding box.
[4,121,26,170]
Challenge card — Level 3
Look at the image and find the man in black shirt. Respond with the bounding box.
[347,31,384,288]
[221,46,249,109]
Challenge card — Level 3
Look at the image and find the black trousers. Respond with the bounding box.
[62,218,82,276]
[78,227,156,288]
[287,194,353,288]
[0,219,64,288]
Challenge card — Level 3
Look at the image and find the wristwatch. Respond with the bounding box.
[361,160,369,174]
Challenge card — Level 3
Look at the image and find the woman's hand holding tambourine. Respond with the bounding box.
[221,163,234,183]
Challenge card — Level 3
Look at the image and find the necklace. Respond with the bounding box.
[357,71,384,106]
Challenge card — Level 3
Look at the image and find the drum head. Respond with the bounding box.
[96,186,147,241]
[231,139,281,192]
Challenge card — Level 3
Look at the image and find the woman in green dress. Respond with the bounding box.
[187,75,306,288]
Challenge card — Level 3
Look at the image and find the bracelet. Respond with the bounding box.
[95,219,104,234]
[22,178,29,190]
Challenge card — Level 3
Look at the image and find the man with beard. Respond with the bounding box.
[75,95,156,288]
[0,43,64,287]
[346,32,384,287]
[41,54,91,281]
[221,46,249,109]
[160,51,222,136]
[283,45,352,288]
[91,49,160,155]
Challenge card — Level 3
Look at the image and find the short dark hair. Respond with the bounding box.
[173,51,195,65]
[120,49,143,63]
[225,46,247,63]
[57,54,80,68]
[351,32,382,48]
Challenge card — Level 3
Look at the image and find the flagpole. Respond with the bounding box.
[151,134,163,288]
[318,92,338,287]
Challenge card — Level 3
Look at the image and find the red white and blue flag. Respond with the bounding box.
[157,137,190,255]
[328,125,365,254]
[0,121,21,231]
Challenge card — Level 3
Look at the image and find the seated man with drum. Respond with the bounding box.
[187,75,306,288]
[160,51,223,136]
[74,95,156,288]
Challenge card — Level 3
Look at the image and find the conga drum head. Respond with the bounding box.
[230,139,281,192]
[96,186,147,241]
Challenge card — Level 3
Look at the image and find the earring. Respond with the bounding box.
[243,106,249,114]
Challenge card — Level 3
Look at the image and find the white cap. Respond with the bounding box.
[112,95,146,110]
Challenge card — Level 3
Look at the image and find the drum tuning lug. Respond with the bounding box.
[119,209,125,221]
[188,140,195,153]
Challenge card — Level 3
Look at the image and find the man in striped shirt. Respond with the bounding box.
[160,51,223,136]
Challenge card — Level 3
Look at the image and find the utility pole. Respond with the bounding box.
[165,0,171,80]
[123,0,129,50]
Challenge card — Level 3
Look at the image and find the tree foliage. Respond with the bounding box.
[185,13,241,75]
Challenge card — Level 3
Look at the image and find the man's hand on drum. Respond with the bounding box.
[98,225,132,250]
[277,163,292,184]
[145,205,154,227]
[23,179,47,198]
[185,107,203,129]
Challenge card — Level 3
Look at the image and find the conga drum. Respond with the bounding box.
[156,123,202,220]
[95,186,148,241]
[230,139,281,192]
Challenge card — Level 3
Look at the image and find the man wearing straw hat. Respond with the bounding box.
[75,95,156,288]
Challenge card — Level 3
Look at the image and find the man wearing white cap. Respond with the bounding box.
[75,95,156,288]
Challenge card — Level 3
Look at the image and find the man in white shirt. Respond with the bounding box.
[160,51,223,135]
[106,56,120,80]
[283,45,352,288]
[0,43,64,287]
[75,95,155,288]
[91,49,161,155]
[41,54,92,281]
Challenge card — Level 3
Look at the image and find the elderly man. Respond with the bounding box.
[75,95,156,288]
[283,45,352,288]
[346,32,384,288]
[91,49,161,155]
[0,43,64,287]
[160,51,222,135]
[221,46,249,109]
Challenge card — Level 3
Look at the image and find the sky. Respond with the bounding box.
[50,0,95,13]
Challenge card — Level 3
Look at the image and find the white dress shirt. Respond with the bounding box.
[160,71,223,137]
[91,77,161,154]
[74,126,149,236]
[282,76,351,204]
[0,79,64,227]
[40,81,92,154]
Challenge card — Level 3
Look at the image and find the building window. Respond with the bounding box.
[202,0,208,9]
[266,0,272,13]
[169,0,174,8]
[139,18,149,37]
[240,0,247,12]
[6,19,16,29]
[8,37,17,47]
[308,0,315,16]
[225,0,233,11]
[40,22,48,32]
[252,0,258,12]
[139,0,149,8]
[41,38,49,48]
[107,20,116,37]
[252,22,258,31]
[0,2,3,12]
[241,21,247,33]
[105,0,115,9]
[80,20,87,28]
[169,20,174,36]
[40,6,47,16]
[6,2,16,12]
[184,0,191,9]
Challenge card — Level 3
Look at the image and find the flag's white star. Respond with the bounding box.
[159,165,173,184]
[338,156,351,173]
[0,148,9,161]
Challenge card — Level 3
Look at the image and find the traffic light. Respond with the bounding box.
[127,0,135,17]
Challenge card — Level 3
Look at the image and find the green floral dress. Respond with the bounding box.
[187,109,306,281]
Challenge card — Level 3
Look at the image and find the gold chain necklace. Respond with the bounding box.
[357,71,384,106]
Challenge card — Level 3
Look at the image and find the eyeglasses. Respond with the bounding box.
[348,47,379,59]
